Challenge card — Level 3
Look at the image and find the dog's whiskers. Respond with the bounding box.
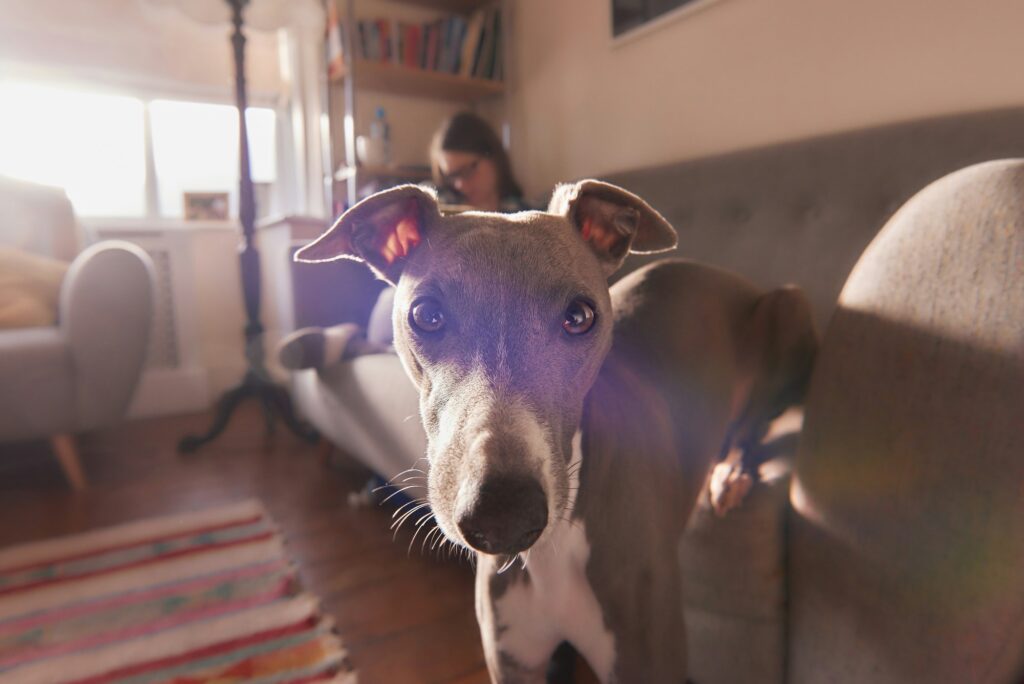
[378,484,424,505]
[423,526,443,554]
[496,554,518,574]
[390,501,431,538]
[391,500,429,527]
[387,459,430,483]
[408,511,436,554]
[390,496,424,518]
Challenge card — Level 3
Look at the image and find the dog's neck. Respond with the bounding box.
[574,352,694,534]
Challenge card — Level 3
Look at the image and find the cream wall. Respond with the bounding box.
[508,0,1024,199]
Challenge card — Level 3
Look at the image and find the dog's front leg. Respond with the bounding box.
[475,554,561,683]
[588,552,688,683]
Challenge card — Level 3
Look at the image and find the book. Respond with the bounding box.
[367,21,380,61]
[377,19,391,62]
[404,23,420,69]
[419,22,429,69]
[325,2,344,79]
[459,9,486,78]
[474,7,497,79]
[491,8,503,79]
[356,21,367,60]
[390,18,400,64]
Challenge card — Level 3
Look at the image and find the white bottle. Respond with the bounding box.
[369,107,391,166]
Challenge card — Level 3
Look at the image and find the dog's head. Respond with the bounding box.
[295,181,676,555]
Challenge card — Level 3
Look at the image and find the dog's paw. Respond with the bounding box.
[709,462,754,517]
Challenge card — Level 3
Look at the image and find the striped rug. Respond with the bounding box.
[0,500,355,684]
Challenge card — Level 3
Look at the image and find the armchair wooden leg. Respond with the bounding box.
[51,434,88,491]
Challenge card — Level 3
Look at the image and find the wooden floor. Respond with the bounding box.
[0,403,491,684]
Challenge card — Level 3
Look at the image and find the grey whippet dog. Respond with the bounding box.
[295,181,817,683]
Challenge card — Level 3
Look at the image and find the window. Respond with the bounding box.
[150,100,276,219]
[0,81,147,217]
[0,79,277,219]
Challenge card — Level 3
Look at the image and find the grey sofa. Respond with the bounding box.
[290,108,1024,682]
[0,176,154,490]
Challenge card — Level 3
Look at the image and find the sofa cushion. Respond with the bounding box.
[787,160,1024,683]
[291,354,426,482]
[0,246,68,329]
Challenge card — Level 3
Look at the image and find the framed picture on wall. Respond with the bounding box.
[612,0,714,37]
[183,192,230,221]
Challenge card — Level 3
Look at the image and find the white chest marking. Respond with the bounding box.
[493,432,616,682]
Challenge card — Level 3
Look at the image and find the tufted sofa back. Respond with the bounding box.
[606,107,1024,329]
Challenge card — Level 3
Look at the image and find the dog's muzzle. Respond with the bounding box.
[455,475,547,555]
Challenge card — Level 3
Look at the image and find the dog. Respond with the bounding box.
[295,181,817,682]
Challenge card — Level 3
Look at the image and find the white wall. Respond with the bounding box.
[508,0,1024,199]
[0,0,282,98]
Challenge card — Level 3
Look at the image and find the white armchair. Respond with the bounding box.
[0,176,154,489]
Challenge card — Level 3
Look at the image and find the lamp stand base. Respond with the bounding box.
[178,369,319,453]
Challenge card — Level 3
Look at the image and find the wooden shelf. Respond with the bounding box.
[334,164,431,183]
[332,60,504,102]
[394,0,494,13]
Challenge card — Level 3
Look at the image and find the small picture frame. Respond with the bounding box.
[183,192,230,221]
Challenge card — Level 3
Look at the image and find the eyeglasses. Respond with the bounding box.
[443,157,481,183]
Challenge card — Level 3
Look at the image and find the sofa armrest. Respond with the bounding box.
[59,241,154,429]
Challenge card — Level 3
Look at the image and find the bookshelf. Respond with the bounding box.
[397,0,489,14]
[331,60,505,101]
[325,0,510,210]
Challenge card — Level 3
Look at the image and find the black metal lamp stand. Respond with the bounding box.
[179,0,318,452]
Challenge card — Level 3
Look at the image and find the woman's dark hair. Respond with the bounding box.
[430,111,522,200]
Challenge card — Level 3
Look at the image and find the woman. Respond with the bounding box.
[430,111,530,213]
[358,113,529,345]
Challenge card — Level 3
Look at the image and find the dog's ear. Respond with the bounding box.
[549,180,677,275]
[294,184,440,284]
[731,286,819,445]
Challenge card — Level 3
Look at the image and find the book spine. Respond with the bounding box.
[426,20,441,71]
[325,3,344,78]
[488,8,502,79]
[471,8,490,78]
[377,19,390,63]
[419,22,428,69]
[370,21,382,61]
[389,17,397,64]
[459,10,484,78]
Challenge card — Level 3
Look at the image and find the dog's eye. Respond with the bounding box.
[563,299,596,335]
[410,297,446,334]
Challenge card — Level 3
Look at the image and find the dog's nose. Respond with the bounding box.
[456,476,547,555]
